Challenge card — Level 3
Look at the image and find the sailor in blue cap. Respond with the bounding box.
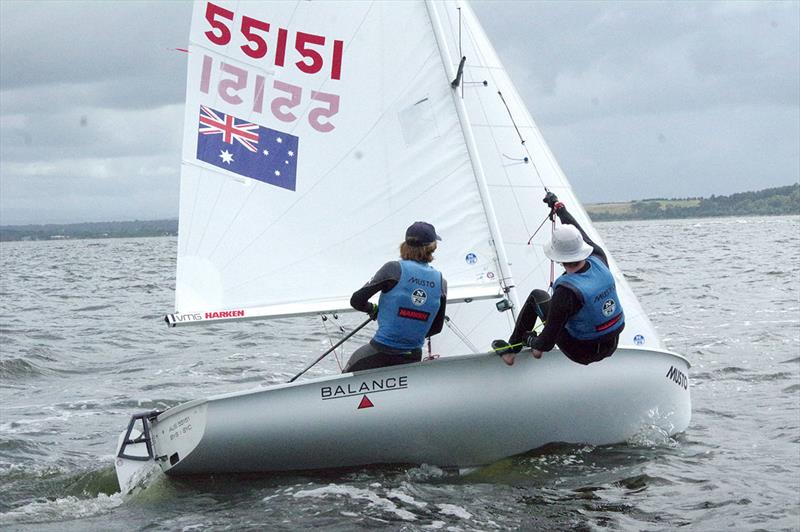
[344,222,448,372]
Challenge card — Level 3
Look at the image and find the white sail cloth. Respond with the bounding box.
[428,1,663,353]
[176,1,506,320]
[174,0,661,354]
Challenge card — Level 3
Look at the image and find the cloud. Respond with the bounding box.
[475,1,799,122]
[0,0,192,92]
[1,103,184,161]
[0,1,189,224]
[472,0,800,202]
[0,0,798,223]
[0,153,179,225]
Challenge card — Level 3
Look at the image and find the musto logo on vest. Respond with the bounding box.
[411,289,427,306]
[602,299,616,317]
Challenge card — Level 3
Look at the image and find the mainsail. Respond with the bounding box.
[174,1,509,325]
[173,0,661,355]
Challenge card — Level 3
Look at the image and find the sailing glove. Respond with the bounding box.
[543,191,559,209]
[525,331,539,348]
[368,303,379,320]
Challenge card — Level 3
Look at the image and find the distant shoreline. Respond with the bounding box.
[1,184,797,242]
[0,219,178,242]
[586,183,798,222]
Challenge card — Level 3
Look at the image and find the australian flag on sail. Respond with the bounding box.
[196,106,299,191]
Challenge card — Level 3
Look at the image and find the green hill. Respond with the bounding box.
[586,184,799,221]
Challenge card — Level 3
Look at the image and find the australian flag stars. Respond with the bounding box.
[196,106,299,191]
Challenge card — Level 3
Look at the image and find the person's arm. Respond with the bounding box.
[426,276,447,337]
[545,193,607,264]
[350,262,400,314]
[530,286,581,352]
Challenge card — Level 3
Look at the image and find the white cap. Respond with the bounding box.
[544,225,593,263]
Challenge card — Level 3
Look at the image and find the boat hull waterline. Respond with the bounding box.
[115,348,691,492]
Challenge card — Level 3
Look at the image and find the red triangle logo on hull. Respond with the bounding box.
[357,395,374,409]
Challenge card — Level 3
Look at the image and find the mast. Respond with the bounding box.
[424,0,520,318]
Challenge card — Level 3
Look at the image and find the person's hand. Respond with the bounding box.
[368,303,379,320]
[525,331,538,348]
[543,191,559,209]
[532,349,543,359]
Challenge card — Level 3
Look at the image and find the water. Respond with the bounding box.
[1,216,798,531]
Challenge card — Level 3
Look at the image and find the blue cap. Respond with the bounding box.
[405,221,442,247]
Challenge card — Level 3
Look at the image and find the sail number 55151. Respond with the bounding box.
[200,55,339,133]
[204,2,344,81]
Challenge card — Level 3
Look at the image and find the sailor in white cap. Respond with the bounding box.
[494,192,625,366]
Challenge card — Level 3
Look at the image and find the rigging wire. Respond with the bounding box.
[442,4,538,243]
[457,7,464,99]
[526,212,553,245]
[496,90,547,190]
[444,316,480,354]
[320,314,344,370]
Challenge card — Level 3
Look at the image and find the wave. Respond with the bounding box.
[0,460,121,522]
[782,383,800,394]
[72,304,114,312]
[0,358,47,379]
[0,492,122,527]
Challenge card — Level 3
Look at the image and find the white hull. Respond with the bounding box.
[115,348,691,492]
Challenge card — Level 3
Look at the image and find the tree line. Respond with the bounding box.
[588,183,799,221]
[0,219,178,242]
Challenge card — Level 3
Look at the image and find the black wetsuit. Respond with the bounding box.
[345,261,447,372]
[509,206,624,365]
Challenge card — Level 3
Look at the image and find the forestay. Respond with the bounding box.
[173,1,511,325]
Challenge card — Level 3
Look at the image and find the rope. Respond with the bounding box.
[549,215,556,290]
[444,316,480,354]
[526,212,552,245]
[320,314,343,371]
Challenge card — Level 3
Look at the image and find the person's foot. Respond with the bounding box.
[492,340,516,365]
[492,339,510,353]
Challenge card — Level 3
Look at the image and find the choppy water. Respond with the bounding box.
[1,216,798,531]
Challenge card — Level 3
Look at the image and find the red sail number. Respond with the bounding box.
[202,2,344,80]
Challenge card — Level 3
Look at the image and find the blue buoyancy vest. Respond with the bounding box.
[552,255,625,340]
[373,260,442,351]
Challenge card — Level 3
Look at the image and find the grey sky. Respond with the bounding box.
[1,1,798,225]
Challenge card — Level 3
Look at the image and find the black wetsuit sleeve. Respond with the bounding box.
[555,205,608,265]
[426,276,447,337]
[350,261,400,313]
[531,285,581,352]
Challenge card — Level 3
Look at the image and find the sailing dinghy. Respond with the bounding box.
[115,0,691,493]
